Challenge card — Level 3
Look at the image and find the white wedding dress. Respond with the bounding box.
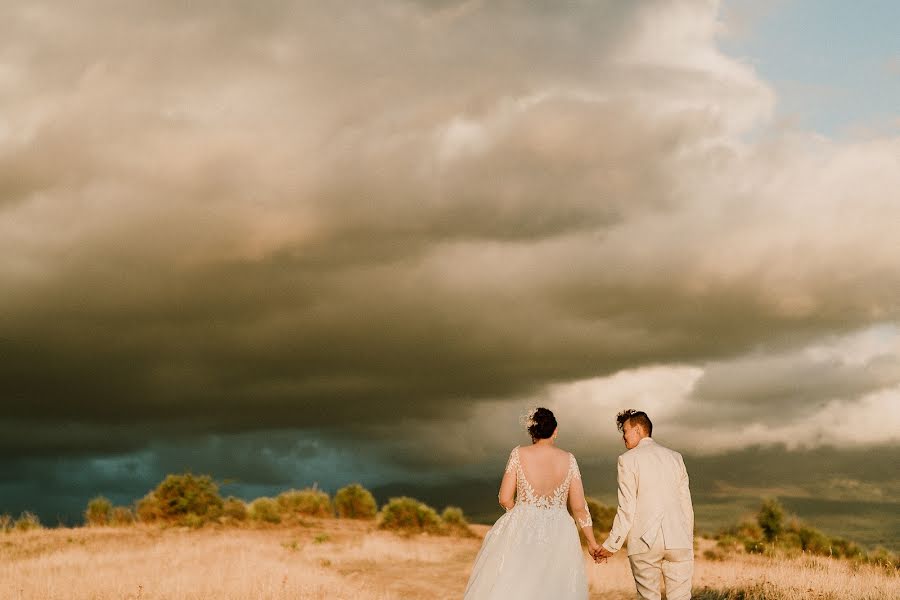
[463,446,591,599]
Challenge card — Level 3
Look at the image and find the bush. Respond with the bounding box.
[334,484,377,519]
[15,511,42,532]
[0,513,11,532]
[378,497,442,534]
[222,497,248,522]
[797,526,830,555]
[440,506,475,537]
[151,473,224,525]
[829,537,865,560]
[585,497,617,537]
[715,534,741,553]
[249,497,282,524]
[85,496,113,526]
[440,506,466,525]
[867,547,899,570]
[111,506,135,526]
[277,488,332,517]
[703,549,726,561]
[744,538,766,554]
[715,500,887,564]
[731,519,763,541]
[136,492,164,523]
[757,498,784,542]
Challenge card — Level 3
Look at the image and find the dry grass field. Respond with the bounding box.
[1,519,896,600]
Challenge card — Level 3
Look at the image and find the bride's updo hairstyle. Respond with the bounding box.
[526,407,557,440]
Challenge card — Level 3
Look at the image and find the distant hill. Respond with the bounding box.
[370,479,900,552]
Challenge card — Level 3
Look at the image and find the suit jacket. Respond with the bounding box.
[601,437,694,556]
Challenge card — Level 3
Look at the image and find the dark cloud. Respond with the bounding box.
[0,0,898,538]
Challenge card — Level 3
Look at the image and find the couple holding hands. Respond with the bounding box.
[463,408,694,600]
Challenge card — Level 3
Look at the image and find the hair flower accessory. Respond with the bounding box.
[519,406,538,429]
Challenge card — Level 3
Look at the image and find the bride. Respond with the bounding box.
[463,407,600,599]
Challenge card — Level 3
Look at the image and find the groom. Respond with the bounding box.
[593,410,694,600]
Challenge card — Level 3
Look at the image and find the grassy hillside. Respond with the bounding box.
[1,519,896,600]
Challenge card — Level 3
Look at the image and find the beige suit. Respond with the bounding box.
[602,438,694,600]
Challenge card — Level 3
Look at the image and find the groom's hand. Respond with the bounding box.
[595,546,613,560]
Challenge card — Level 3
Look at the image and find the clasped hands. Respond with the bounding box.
[589,545,613,564]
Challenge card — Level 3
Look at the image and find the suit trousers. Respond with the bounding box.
[628,529,693,600]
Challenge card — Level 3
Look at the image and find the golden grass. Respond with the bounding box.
[586,539,899,600]
[0,522,896,600]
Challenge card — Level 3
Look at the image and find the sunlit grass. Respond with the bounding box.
[0,522,895,600]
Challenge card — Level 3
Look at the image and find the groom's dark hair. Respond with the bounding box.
[616,409,652,436]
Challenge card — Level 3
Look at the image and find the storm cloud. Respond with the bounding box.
[1,1,898,530]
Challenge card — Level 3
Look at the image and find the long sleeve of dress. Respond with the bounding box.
[497,447,518,511]
[567,456,593,529]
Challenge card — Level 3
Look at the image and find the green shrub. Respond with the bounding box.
[440,506,475,537]
[797,526,830,555]
[85,496,113,526]
[249,497,282,524]
[378,497,441,534]
[744,538,766,554]
[585,497,617,537]
[757,498,784,542]
[703,549,726,561]
[136,492,164,523]
[715,500,885,565]
[866,547,899,570]
[15,511,42,532]
[277,488,332,517]
[334,484,377,519]
[110,506,135,526]
[715,534,741,552]
[440,506,466,525]
[829,537,865,560]
[181,513,208,529]
[222,496,248,522]
[149,473,224,526]
[731,519,763,541]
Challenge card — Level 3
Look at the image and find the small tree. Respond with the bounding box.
[277,488,332,517]
[136,492,164,523]
[440,506,475,537]
[757,498,784,542]
[152,473,224,525]
[797,525,830,555]
[249,497,282,524]
[830,537,865,560]
[110,506,135,526]
[440,506,466,525]
[14,511,42,532]
[867,547,899,570]
[85,496,113,526]
[378,497,442,534]
[223,497,248,522]
[334,484,377,519]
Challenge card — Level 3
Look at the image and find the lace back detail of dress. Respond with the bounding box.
[506,447,579,510]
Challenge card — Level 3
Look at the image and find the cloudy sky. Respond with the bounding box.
[1,0,898,546]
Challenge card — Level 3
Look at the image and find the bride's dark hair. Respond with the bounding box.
[527,407,557,440]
